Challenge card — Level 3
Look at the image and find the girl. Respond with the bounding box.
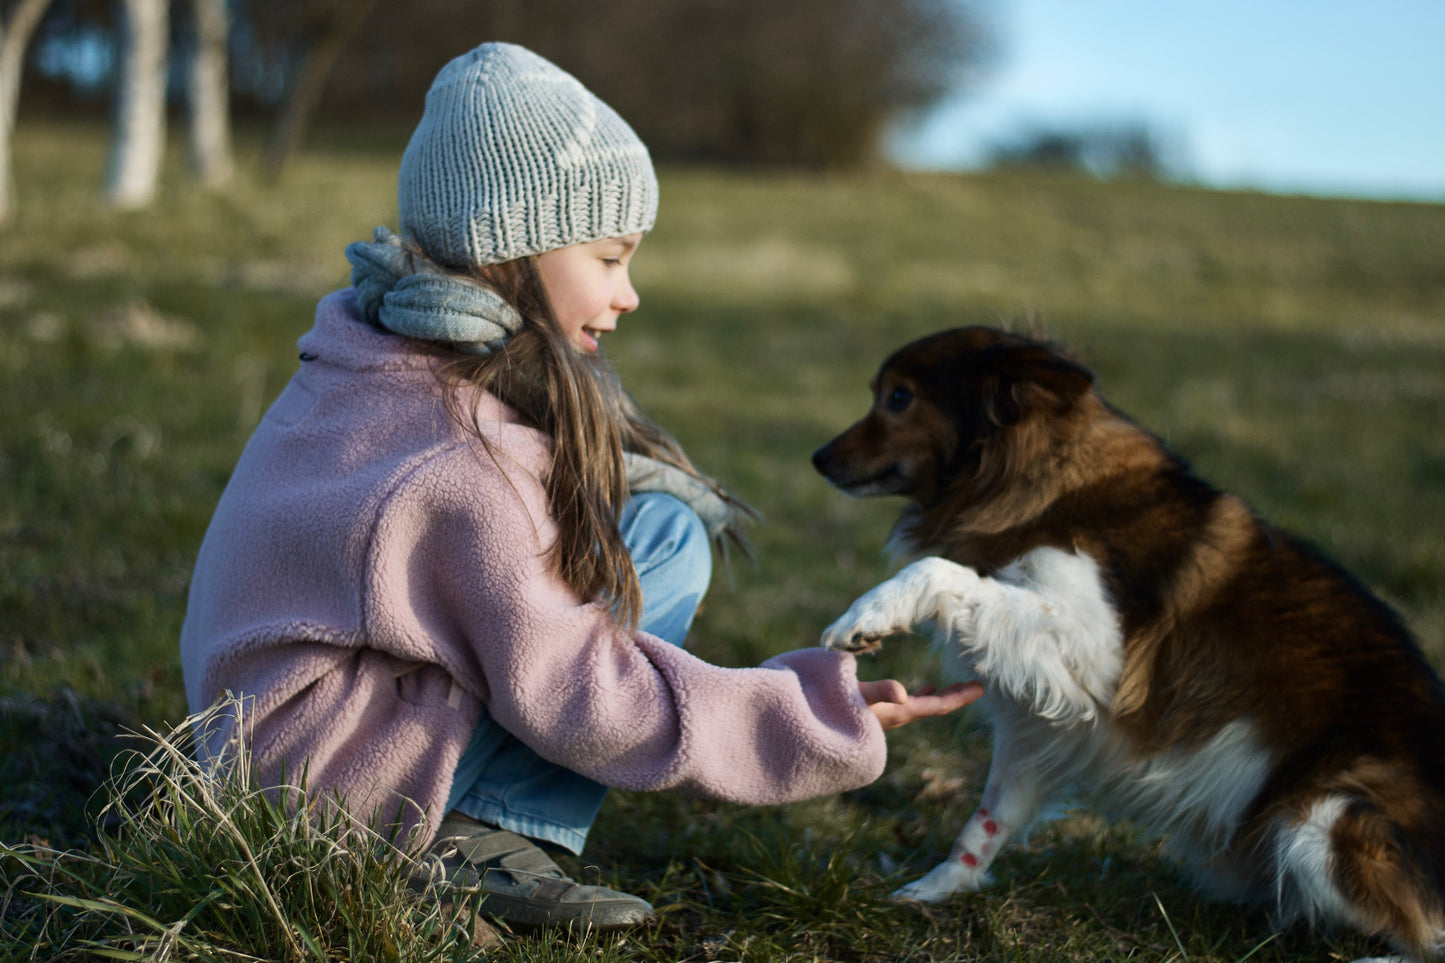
[179,42,980,933]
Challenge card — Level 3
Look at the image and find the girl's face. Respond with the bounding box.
[535,234,644,354]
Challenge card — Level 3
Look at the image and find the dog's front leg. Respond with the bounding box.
[893,728,1047,901]
[820,556,981,653]
[825,551,1122,725]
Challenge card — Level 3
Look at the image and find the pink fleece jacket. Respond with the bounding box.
[179,290,887,846]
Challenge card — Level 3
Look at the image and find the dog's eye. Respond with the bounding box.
[885,386,914,412]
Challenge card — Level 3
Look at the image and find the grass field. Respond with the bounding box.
[2,118,1444,961]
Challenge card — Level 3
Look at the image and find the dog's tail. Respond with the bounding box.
[1275,792,1445,959]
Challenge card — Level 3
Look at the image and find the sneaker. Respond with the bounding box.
[418,811,654,931]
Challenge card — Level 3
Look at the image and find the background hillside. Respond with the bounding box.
[2,121,1443,961]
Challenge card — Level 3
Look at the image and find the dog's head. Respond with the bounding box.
[811,327,1095,507]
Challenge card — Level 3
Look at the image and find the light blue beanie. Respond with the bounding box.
[346,43,659,352]
[397,42,659,268]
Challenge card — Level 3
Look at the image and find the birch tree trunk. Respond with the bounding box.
[187,0,231,187]
[0,0,58,224]
[106,0,169,209]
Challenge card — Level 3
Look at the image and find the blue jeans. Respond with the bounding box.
[444,492,712,853]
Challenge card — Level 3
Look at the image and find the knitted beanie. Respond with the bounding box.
[397,43,658,268]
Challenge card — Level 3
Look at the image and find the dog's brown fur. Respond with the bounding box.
[813,327,1445,956]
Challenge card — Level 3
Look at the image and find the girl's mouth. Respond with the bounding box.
[580,326,614,353]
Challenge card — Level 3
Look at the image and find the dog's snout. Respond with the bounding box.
[812,444,835,477]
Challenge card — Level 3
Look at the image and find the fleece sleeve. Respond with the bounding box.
[364,442,889,805]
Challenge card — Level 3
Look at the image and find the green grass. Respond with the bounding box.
[3,117,1444,960]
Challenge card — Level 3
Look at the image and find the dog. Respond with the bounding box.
[813,327,1445,960]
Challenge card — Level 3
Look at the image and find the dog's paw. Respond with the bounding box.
[820,589,914,653]
[889,861,988,903]
[822,557,981,653]
[819,622,886,653]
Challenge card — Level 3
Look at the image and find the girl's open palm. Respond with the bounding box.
[860,680,984,730]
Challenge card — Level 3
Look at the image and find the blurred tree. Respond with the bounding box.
[22,0,990,176]
[0,0,58,223]
[243,0,989,173]
[252,0,379,181]
[186,0,231,187]
[344,0,988,169]
[986,120,1184,181]
[21,0,231,205]
[105,0,166,208]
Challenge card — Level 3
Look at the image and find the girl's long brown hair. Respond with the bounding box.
[428,252,746,630]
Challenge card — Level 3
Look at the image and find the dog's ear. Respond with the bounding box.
[981,342,1095,426]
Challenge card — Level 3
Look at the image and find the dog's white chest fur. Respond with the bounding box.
[945,547,1125,722]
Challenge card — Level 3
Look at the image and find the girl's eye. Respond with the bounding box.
[885,386,913,412]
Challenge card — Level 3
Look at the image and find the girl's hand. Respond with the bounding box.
[859,679,984,730]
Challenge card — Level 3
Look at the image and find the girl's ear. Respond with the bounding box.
[981,342,1095,425]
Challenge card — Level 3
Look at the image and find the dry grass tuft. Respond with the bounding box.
[1,700,484,962]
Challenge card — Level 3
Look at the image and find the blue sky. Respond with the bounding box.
[888,0,1445,201]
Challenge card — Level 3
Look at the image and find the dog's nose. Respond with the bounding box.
[811,445,833,476]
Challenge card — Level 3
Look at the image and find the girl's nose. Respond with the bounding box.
[614,275,640,314]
